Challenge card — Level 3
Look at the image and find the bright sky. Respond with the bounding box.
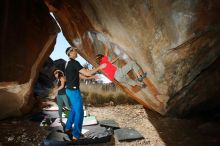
[50,32,87,64]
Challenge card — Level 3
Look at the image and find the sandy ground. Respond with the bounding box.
[0,104,220,146]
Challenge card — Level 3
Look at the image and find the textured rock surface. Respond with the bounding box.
[80,0,220,95]
[0,0,220,118]
[0,0,59,119]
[48,0,220,116]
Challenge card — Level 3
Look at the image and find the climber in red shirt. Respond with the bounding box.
[96,45,146,87]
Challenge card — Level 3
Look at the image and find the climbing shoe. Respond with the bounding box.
[63,135,78,142]
[137,72,147,82]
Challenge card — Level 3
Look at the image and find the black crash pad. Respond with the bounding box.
[99,120,120,130]
[44,125,112,146]
[30,112,46,122]
[114,128,144,141]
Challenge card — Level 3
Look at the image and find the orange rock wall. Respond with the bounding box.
[0,0,59,119]
[0,0,220,118]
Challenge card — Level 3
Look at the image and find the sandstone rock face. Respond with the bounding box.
[48,0,220,116]
[81,0,220,94]
[0,0,220,118]
[0,0,59,119]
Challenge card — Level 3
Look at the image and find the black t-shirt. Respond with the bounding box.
[65,59,83,89]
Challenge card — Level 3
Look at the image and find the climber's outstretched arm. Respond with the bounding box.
[111,56,120,64]
[104,44,109,56]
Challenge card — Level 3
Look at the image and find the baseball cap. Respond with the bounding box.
[65,47,77,55]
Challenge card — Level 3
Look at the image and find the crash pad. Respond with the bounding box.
[114,128,144,141]
[99,120,120,130]
[44,125,112,146]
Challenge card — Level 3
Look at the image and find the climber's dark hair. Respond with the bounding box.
[95,54,104,64]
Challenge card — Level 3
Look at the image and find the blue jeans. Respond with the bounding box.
[65,89,84,139]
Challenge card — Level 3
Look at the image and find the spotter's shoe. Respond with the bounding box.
[71,136,78,142]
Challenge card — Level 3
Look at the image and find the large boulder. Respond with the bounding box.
[0,0,59,119]
[47,0,220,116]
[0,0,220,118]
